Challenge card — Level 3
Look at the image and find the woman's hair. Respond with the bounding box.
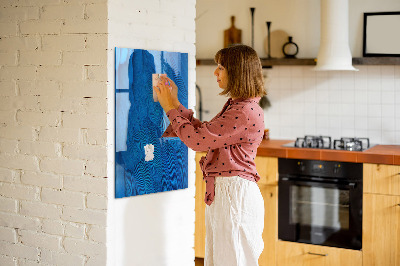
[214,44,266,99]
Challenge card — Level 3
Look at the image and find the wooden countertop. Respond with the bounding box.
[257,139,400,165]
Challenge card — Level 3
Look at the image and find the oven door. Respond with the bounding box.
[278,176,362,250]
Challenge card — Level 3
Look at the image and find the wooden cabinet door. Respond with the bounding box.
[363,193,400,266]
[195,152,207,258]
[255,156,278,186]
[364,164,400,196]
[276,241,362,266]
[259,185,278,266]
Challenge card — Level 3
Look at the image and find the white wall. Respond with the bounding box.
[107,1,197,266]
[197,0,400,58]
[0,1,108,265]
[196,0,400,145]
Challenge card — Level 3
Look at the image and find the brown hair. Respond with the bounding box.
[214,44,266,99]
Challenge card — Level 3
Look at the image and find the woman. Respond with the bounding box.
[155,44,266,266]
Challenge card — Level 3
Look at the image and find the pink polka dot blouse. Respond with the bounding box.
[162,97,265,205]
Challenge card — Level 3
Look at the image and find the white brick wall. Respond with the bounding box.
[1,0,197,264]
[0,0,108,265]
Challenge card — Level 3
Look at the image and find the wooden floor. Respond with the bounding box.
[195,257,204,266]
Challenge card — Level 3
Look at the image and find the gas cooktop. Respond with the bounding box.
[282,135,375,151]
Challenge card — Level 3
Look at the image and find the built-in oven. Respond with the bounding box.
[278,158,363,250]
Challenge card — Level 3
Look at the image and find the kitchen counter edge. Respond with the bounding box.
[255,139,400,165]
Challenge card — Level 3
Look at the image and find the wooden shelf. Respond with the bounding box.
[352,57,400,65]
[196,57,400,67]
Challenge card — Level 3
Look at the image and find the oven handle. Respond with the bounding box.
[280,177,357,189]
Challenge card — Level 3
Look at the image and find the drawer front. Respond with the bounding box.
[364,164,400,196]
[277,241,362,266]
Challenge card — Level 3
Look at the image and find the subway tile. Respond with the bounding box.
[355,104,368,116]
[367,77,381,91]
[291,67,303,78]
[381,65,395,77]
[304,88,316,103]
[316,89,329,103]
[329,103,341,116]
[326,128,341,139]
[316,103,329,115]
[341,89,354,103]
[328,76,341,90]
[382,90,395,104]
[291,77,304,90]
[382,78,395,91]
[367,65,381,76]
[341,117,355,129]
[396,131,400,144]
[279,67,292,78]
[340,70,355,80]
[328,88,341,103]
[394,65,400,78]
[354,90,367,104]
[329,116,341,129]
[368,117,382,131]
[341,128,355,137]
[304,102,316,115]
[355,116,368,130]
[341,104,355,116]
[382,104,395,118]
[355,128,368,138]
[303,67,316,78]
[367,129,382,143]
[395,118,400,131]
[316,70,328,79]
[396,106,400,118]
[382,117,396,131]
[316,116,330,128]
[367,91,381,104]
[381,131,396,144]
[279,126,294,138]
[279,78,291,89]
[328,71,341,81]
[367,104,381,117]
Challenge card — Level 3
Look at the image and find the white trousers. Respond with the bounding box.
[205,176,264,266]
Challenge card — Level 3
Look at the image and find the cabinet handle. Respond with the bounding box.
[397,204,400,207]
[307,252,328,256]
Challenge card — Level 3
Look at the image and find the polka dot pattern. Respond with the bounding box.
[162,97,265,205]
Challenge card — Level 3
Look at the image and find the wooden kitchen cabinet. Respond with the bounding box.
[364,163,400,196]
[363,193,400,266]
[256,156,278,266]
[363,163,400,266]
[258,184,278,266]
[195,152,207,258]
[276,241,362,266]
[255,156,278,186]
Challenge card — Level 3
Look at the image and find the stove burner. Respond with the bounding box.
[295,135,332,149]
[333,137,370,151]
[286,136,372,151]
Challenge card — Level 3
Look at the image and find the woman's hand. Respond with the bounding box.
[161,76,180,109]
[154,77,176,113]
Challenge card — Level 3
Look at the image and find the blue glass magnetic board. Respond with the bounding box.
[115,48,188,198]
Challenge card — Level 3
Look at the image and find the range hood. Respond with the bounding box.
[314,0,358,71]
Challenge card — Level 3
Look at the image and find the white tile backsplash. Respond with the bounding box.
[196,65,400,144]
